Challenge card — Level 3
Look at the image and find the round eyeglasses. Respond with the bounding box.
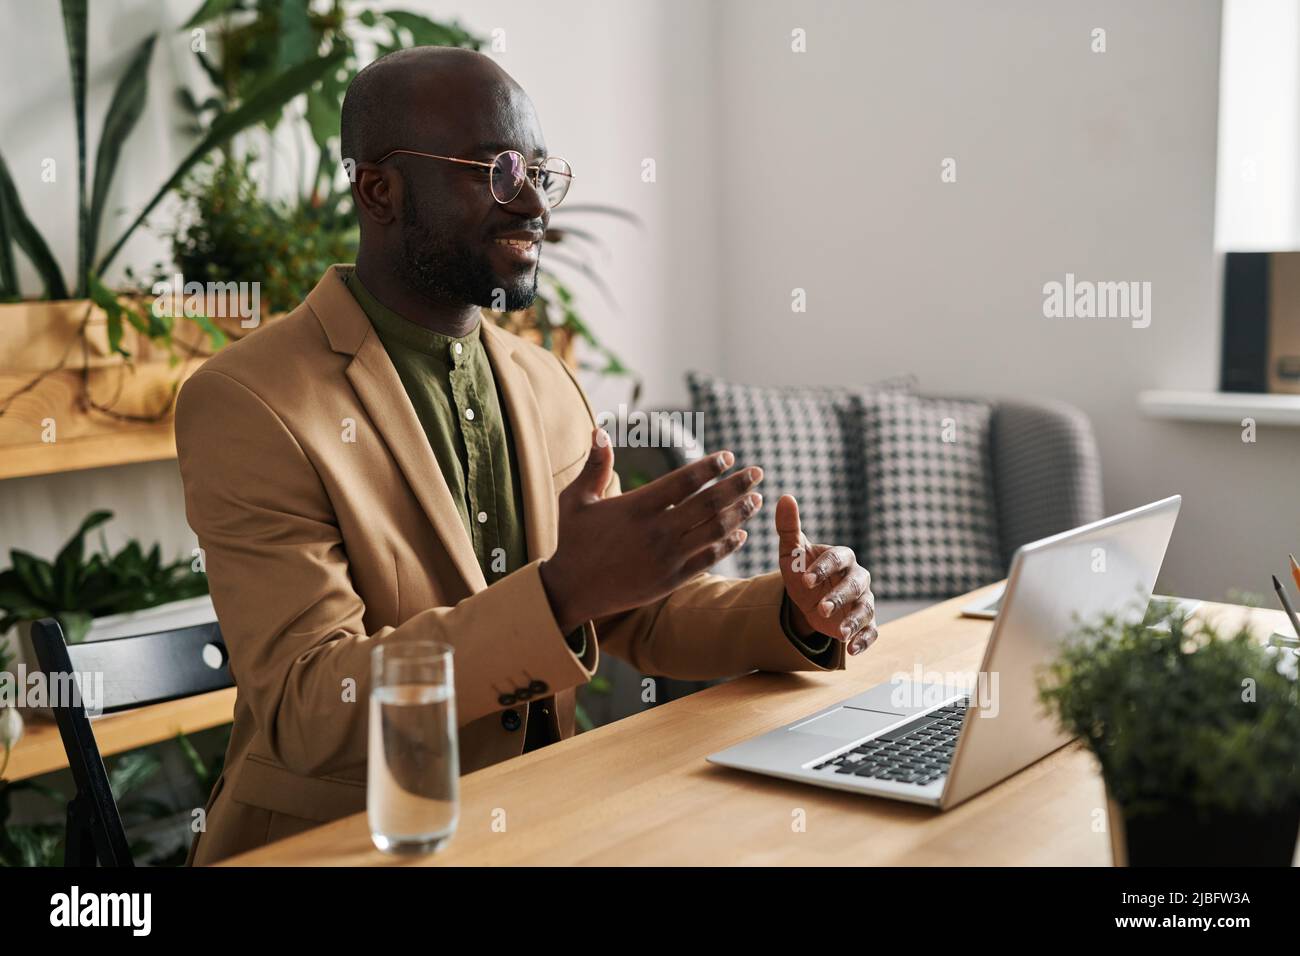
[375,148,573,208]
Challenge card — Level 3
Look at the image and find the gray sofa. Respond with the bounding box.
[579,395,1104,727]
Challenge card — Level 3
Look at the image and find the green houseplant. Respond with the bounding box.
[0,0,348,474]
[163,154,359,316]
[1038,602,1300,866]
[178,0,482,214]
[0,510,208,647]
[0,0,343,322]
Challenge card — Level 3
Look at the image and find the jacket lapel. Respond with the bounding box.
[307,266,486,593]
[481,321,559,562]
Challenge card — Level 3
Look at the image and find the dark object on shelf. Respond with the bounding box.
[28,618,233,867]
[1220,251,1270,393]
[1220,250,1300,394]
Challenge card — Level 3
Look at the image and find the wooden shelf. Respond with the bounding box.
[0,358,192,481]
[5,686,236,782]
[0,423,179,480]
[1138,389,1300,425]
[0,297,239,481]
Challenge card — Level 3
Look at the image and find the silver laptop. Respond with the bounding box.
[707,495,1182,810]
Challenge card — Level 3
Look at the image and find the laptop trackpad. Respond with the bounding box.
[789,706,903,740]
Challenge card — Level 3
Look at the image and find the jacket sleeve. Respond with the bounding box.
[175,368,596,779]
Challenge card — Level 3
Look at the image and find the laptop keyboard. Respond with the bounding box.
[811,698,970,787]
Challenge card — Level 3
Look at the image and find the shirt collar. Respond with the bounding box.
[346,270,482,364]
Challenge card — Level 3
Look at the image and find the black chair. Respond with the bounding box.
[28,617,233,867]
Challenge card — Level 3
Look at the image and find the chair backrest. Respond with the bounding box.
[28,617,233,867]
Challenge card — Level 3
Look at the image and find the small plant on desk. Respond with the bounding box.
[1037,601,1300,866]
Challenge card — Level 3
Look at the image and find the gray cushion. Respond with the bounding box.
[861,391,1003,600]
[685,371,873,579]
[663,385,1102,596]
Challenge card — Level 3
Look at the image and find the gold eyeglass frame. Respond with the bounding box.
[374,148,574,207]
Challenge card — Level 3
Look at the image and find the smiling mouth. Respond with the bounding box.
[492,237,541,265]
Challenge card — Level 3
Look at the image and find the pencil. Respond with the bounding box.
[1272,575,1300,640]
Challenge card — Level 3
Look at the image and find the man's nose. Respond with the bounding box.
[503,174,549,219]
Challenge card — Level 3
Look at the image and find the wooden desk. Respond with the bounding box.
[220,590,1291,866]
[5,687,237,782]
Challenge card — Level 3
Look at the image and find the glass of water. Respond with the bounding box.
[368,641,458,855]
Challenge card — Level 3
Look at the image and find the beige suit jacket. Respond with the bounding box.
[174,265,845,864]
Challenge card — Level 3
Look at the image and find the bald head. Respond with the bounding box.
[341,47,525,167]
[343,46,552,325]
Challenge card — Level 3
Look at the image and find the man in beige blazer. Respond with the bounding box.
[175,47,878,865]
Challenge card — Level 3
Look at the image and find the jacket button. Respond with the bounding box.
[529,680,548,695]
[515,686,533,701]
[501,708,522,731]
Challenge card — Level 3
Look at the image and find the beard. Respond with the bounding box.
[394,187,539,313]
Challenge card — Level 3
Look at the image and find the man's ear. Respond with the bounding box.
[352,163,400,226]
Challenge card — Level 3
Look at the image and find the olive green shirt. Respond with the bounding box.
[348,273,529,588]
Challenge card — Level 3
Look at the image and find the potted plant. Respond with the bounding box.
[0,510,210,708]
[160,154,359,318]
[0,0,345,311]
[1038,602,1300,866]
[0,1,345,480]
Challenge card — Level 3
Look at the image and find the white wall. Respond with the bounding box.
[710,0,1294,600]
[2,0,1291,604]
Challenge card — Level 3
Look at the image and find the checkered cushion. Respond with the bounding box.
[686,372,889,578]
[862,392,1002,599]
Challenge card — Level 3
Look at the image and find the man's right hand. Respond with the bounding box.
[539,427,765,634]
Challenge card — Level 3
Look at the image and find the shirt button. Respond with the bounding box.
[477,511,488,524]
[453,342,463,356]
[501,708,522,732]
[464,408,475,421]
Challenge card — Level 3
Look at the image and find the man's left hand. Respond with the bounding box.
[776,494,879,656]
